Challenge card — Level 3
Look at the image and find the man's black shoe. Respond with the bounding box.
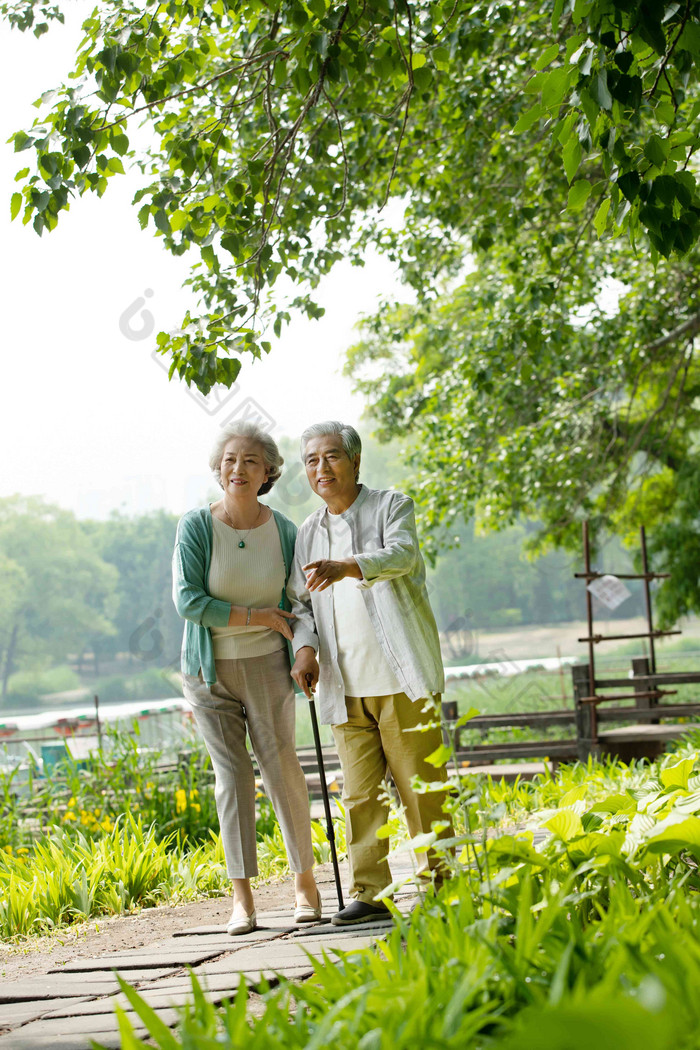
[331,900,391,926]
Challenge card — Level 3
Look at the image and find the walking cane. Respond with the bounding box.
[306,675,344,911]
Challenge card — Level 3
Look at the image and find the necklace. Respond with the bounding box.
[221,502,263,548]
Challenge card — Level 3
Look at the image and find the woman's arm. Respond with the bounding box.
[173,540,295,637]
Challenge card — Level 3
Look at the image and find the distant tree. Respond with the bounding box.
[84,509,182,671]
[0,496,117,704]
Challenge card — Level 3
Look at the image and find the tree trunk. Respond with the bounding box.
[1,623,19,705]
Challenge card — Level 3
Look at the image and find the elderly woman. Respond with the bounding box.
[172,421,320,934]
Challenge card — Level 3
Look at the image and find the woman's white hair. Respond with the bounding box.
[299,421,362,480]
[209,422,283,495]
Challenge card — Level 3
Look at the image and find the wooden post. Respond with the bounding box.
[572,663,600,761]
[94,694,102,753]
[441,699,458,748]
[640,527,657,675]
[632,655,659,724]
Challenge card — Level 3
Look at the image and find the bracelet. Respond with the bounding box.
[246,607,251,626]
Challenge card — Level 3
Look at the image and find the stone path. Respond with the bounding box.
[0,856,419,1049]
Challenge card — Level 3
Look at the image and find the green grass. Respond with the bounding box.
[105,735,700,1050]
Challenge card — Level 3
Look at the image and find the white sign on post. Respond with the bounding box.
[587,574,631,611]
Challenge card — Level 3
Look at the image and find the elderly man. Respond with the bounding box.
[288,421,451,926]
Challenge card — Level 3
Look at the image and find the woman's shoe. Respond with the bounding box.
[294,888,322,924]
[227,908,257,936]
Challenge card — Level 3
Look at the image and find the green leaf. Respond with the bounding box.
[593,196,610,236]
[512,102,545,134]
[535,43,560,70]
[221,233,241,256]
[424,743,453,768]
[10,192,22,220]
[13,131,34,152]
[644,815,700,853]
[644,134,668,168]
[562,136,582,183]
[14,167,30,181]
[589,70,612,110]
[617,170,640,201]
[559,785,586,808]
[678,22,700,56]
[455,706,480,729]
[589,792,636,815]
[660,758,695,791]
[544,810,584,842]
[215,357,242,385]
[567,178,591,211]
[116,977,180,1049]
[153,209,171,235]
[542,66,571,108]
[111,133,129,155]
[72,146,91,168]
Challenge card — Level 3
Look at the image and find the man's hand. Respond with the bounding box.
[303,557,362,592]
[291,646,320,698]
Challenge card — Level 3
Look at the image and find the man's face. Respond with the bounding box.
[304,434,360,506]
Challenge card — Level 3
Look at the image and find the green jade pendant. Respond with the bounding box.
[238,541,246,549]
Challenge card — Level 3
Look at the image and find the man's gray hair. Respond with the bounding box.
[300,421,362,474]
[209,422,283,495]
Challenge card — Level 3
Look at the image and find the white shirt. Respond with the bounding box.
[326,511,402,697]
[208,515,286,659]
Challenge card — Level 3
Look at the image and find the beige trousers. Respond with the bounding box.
[182,649,314,879]
[332,692,451,903]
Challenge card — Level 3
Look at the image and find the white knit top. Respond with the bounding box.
[208,514,287,660]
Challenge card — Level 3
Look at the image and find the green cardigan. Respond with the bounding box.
[172,506,297,686]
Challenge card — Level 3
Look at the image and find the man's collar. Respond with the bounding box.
[322,483,370,521]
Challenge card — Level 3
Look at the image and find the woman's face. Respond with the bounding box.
[220,437,270,498]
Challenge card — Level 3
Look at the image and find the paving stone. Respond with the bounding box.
[0,1006,180,1039]
[0,1033,114,1050]
[54,950,221,973]
[174,921,295,937]
[0,976,148,1003]
[0,997,95,1029]
[44,992,183,1018]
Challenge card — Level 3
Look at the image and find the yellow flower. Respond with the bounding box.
[16,847,29,855]
[63,810,76,822]
[189,788,199,799]
[175,788,187,814]
[100,817,114,832]
[68,797,76,807]
[3,845,13,854]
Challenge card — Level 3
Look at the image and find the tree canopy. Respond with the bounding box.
[7,0,700,619]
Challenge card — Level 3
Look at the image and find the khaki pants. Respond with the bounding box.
[332,692,451,903]
[182,649,314,879]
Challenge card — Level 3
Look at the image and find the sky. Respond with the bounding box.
[0,5,404,519]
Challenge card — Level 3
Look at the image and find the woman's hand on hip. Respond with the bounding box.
[249,607,296,641]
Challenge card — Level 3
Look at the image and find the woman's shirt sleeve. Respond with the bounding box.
[172,538,231,628]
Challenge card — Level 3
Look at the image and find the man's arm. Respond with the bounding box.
[353,494,419,588]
